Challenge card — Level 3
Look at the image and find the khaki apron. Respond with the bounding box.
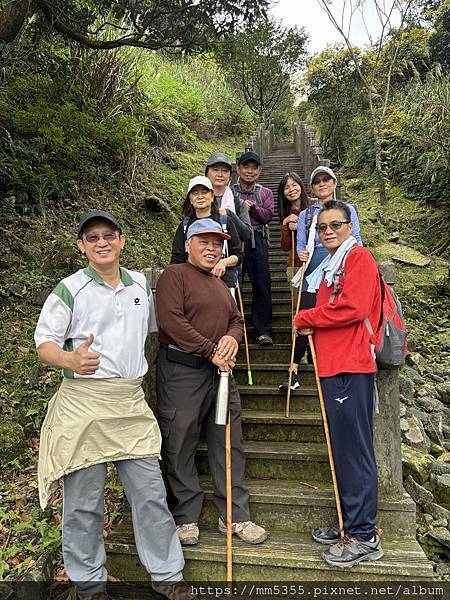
[38,377,161,510]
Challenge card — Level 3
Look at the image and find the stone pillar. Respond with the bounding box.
[373,262,404,500]
[142,267,163,412]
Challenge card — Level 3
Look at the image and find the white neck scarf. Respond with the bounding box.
[306,236,357,293]
[219,187,236,213]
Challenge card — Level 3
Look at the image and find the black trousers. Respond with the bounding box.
[294,291,316,364]
[243,231,272,336]
[320,372,378,541]
[156,348,250,524]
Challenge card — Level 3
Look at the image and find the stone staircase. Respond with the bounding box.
[105,143,433,584]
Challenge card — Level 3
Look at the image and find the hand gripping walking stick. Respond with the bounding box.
[308,334,344,539]
[236,280,253,385]
[215,371,233,582]
[286,263,305,418]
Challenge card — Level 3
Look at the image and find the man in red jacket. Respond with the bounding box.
[294,200,383,568]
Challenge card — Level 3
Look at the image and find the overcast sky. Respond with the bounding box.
[270,0,401,55]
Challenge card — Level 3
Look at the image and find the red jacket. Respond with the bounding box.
[294,246,381,377]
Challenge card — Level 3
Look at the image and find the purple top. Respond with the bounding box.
[234,186,274,226]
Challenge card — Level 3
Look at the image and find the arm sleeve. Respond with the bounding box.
[170,222,188,264]
[226,298,244,344]
[155,269,216,358]
[148,291,158,333]
[34,293,72,349]
[296,209,307,254]
[281,224,294,252]
[249,188,274,225]
[294,251,379,329]
[227,219,243,266]
[349,204,363,246]
[227,202,251,242]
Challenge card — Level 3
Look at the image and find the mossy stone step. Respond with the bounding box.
[241,410,323,443]
[244,311,293,328]
[235,363,315,387]
[196,478,417,539]
[196,441,331,482]
[239,384,318,413]
[105,529,433,583]
[236,343,293,363]
[242,289,289,303]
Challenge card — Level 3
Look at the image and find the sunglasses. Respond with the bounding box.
[316,221,350,233]
[312,176,332,185]
[83,231,119,244]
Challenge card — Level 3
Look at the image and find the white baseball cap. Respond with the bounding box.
[310,166,337,184]
[187,176,213,194]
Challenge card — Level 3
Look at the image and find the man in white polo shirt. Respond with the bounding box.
[34,210,190,600]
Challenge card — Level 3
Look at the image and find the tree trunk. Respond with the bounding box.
[372,118,388,204]
[0,0,33,43]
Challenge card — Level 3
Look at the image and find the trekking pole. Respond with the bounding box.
[215,372,233,582]
[225,412,233,583]
[290,231,295,321]
[308,334,345,539]
[236,280,253,385]
[286,264,306,418]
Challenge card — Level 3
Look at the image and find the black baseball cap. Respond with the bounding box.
[238,151,261,166]
[77,210,122,238]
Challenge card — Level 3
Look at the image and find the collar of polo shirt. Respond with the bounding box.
[84,265,134,287]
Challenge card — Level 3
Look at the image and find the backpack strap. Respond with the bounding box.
[328,246,354,303]
[305,206,314,240]
[254,184,262,207]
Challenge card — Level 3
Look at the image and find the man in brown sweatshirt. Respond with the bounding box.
[155,219,267,547]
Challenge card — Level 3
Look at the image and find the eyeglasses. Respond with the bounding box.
[312,176,332,185]
[316,221,350,233]
[83,231,119,244]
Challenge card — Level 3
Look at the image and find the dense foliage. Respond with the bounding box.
[302,0,449,231]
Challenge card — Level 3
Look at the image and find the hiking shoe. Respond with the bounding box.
[256,334,273,346]
[322,533,383,568]
[176,522,199,546]
[278,371,300,392]
[312,524,341,544]
[218,517,268,545]
[152,580,194,600]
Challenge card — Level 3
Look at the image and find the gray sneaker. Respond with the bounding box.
[176,522,199,546]
[322,533,383,568]
[312,524,341,544]
[218,517,268,545]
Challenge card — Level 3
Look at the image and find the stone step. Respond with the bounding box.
[245,312,292,328]
[105,529,433,583]
[234,363,315,387]
[196,479,418,540]
[197,441,331,482]
[241,410,323,443]
[239,384,318,413]
[237,343,293,363]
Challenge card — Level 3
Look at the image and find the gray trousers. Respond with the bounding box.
[63,457,184,596]
[156,347,250,524]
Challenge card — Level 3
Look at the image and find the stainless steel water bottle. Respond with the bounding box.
[215,371,230,425]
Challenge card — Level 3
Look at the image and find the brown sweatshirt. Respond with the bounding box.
[281,205,301,267]
[155,262,244,358]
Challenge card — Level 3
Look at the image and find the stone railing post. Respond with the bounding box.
[142,267,163,412]
[373,262,404,500]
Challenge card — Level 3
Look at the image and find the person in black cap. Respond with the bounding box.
[233,151,274,345]
[34,210,190,600]
[156,218,268,547]
[205,152,252,242]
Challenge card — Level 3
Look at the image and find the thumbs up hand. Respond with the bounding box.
[69,334,100,375]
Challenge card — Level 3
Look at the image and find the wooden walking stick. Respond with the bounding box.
[236,280,253,385]
[286,263,306,417]
[215,372,233,581]
[308,334,345,539]
[290,230,295,320]
[225,411,233,583]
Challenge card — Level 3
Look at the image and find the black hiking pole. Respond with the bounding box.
[308,334,344,539]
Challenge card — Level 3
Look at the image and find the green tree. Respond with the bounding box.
[217,18,308,126]
[0,0,270,52]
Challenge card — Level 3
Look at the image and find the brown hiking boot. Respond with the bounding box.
[152,580,194,600]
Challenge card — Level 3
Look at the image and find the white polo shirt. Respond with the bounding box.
[35,266,157,379]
